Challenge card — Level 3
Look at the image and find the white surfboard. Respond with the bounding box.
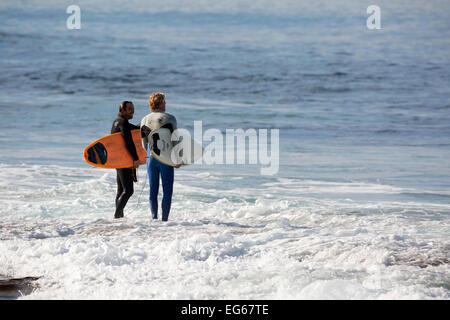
[149,128,203,167]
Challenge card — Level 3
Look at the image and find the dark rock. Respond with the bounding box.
[0,276,40,299]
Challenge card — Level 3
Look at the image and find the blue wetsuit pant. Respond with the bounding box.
[147,156,174,221]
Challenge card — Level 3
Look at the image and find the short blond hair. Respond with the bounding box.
[148,92,165,112]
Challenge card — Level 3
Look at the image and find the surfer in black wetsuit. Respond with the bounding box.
[111,101,141,219]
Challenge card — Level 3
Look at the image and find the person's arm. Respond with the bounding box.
[118,119,139,162]
[130,123,140,130]
[130,123,143,167]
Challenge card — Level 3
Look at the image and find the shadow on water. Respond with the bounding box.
[199,219,265,229]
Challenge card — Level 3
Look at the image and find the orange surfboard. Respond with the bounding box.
[83,129,147,169]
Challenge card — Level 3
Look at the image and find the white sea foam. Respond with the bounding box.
[0,164,448,299]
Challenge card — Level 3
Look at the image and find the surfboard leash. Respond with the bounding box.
[127,159,149,216]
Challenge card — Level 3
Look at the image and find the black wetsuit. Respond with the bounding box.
[111,114,140,218]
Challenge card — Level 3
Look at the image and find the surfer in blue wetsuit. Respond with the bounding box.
[140,93,181,221]
[111,101,141,219]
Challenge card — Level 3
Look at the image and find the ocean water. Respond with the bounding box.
[0,0,449,299]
